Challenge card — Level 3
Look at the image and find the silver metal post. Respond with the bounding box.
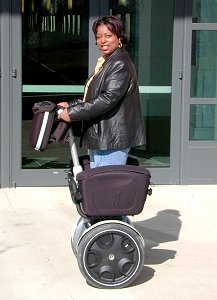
[68,127,83,178]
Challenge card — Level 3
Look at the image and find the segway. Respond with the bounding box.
[67,127,152,289]
[29,101,152,289]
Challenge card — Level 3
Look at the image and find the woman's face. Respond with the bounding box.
[96,24,119,58]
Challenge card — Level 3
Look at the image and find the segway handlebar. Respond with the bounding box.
[57,108,83,179]
[68,128,83,178]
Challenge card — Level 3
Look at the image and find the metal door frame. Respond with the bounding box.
[181,1,217,184]
[0,0,108,187]
[0,0,12,187]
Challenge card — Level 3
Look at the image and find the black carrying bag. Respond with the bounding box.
[29,101,70,151]
[29,101,57,151]
[75,165,151,217]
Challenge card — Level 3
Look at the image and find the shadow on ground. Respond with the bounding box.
[131,209,182,286]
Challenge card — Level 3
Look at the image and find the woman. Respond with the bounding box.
[58,16,146,168]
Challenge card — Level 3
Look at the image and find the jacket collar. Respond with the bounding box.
[103,48,125,65]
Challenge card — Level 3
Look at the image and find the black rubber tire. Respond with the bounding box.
[77,222,145,289]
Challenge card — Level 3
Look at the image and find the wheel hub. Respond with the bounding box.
[108,254,115,260]
[84,230,140,284]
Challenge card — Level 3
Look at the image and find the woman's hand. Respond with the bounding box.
[58,108,71,122]
[57,102,69,108]
[57,102,71,122]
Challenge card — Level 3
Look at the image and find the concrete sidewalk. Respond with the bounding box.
[0,185,217,300]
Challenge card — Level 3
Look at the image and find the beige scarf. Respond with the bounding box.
[83,56,105,102]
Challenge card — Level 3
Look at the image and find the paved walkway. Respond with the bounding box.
[0,185,217,299]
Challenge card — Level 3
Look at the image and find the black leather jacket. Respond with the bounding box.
[67,48,146,150]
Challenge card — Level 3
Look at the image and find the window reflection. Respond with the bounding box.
[190,105,217,140]
[109,0,173,167]
[22,0,89,170]
[191,31,217,98]
[21,0,174,170]
[22,0,89,85]
[192,0,217,23]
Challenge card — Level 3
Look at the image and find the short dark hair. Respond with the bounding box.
[92,15,128,46]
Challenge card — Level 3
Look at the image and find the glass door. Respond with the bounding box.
[108,0,184,183]
[10,0,91,186]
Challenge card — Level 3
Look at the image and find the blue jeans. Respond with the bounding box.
[89,148,130,168]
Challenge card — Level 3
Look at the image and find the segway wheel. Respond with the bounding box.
[77,222,145,289]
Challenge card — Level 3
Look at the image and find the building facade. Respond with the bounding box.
[1,0,217,187]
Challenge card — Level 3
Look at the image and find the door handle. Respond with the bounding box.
[11,68,17,78]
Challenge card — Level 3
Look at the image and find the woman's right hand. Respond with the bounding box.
[57,102,71,122]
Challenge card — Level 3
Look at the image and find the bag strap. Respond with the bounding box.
[49,121,70,145]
